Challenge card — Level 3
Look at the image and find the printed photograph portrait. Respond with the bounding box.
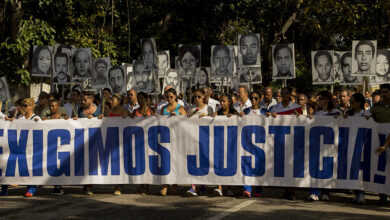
[163,69,181,93]
[52,52,71,84]
[72,48,92,79]
[339,51,363,85]
[238,67,262,84]
[333,51,342,82]
[131,59,154,93]
[272,43,295,79]
[32,45,53,77]
[370,49,390,85]
[141,38,157,70]
[178,44,201,77]
[238,34,261,67]
[157,50,170,78]
[81,78,94,92]
[0,76,11,104]
[92,57,110,88]
[211,45,234,77]
[195,67,210,88]
[108,65,127,94]
[311,50,335,85]
[351,40,377,76]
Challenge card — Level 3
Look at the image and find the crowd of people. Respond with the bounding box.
[0,82,390,206]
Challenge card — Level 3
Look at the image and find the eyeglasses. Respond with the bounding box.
[195,95,203,99]
[251,97,259,100]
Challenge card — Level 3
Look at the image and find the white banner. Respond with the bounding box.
[0,116,389,194]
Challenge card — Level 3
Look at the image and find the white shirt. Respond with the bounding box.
[157,99,184,114]
[234,99,252,113]
[124,102,140,114]
[270,102,300,114]
[64,102,80,117]
[245,108,265,116]
[207,98,221,113]
[350,109,371,117]
[0,111,5,119]
[190,105,214,116]
[259,98,277,111]
[19,114,41,121]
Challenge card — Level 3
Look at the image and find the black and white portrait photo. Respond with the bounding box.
[0,76,11,104]
[108,65,127,94]
[92,57,110,88]
[163,69,181,93]
[351,40,377,76]
[157,50,170,78]
[132,60,154,93]
[52,53,71,84]
[339,51,363,85]
[32,45,53,77]
[311,50,335,85]
[196,67,210,88]
[238,34,261,67]
[178,44,201,77]
[72,48,92,79]
[211,45,234,77]
[81,78,94,92]
[238,67,262,84]
[370,49,390,85]
[141,38,157,70]
[333,51,342,82]
[272,43,295,79]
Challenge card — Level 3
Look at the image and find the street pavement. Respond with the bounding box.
[1,185,390,220]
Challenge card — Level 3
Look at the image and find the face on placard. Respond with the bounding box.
[198,70,207,85]
[181,51,197,76]
[38,49,51,74]
[134,63,150,89]
[214,48,230,74]
[96,63,107,76]
[356,44,373,71]
[376,54,389,76]
[275,48,292,74]
[333,54,340,73]
[240,35,259,65]
[143,41,155,69]
[109,68,124,93]
[166,71,178,87]
[55,56,68,79]
[241,67,257,82]
[315,55,332,81]
[158,54,168,70]
[75,50,90,77]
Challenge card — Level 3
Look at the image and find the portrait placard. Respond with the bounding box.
[351,40,377,76]
[272,43,295,79]
[178,45,201,77]
[211,45,234,78]
[157,50,170,78]
[92,57,110,88]
[72,48,92,80]
[238,34,261,67]
[131,60,154,93]
[311,50,335,85]
[141,38,158,70]
[339,51,364,85]
[32,45,53,77]
[370,49,390,85]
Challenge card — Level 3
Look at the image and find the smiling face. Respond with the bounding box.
[75,50,90,77]
[38,49,51,74]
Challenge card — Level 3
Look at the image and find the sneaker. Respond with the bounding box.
[309,194,319,201]
[213,188,223,197]
[160,186,168,196]
[51,187,64,196]
[186,187,197,197]
[356,195,366,205]
[242,190,251,198]
[226,189,234,196]
[321,194,329,201]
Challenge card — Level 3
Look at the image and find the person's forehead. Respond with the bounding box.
[241,36,257,45]
[143,42,153,50]
[134,64,145,72]
[357,44,372,51]
[215,48,229,56]
[343,56,352,64]
[110,69,122,76]
[277,47,291,56]
[182,51,195,60]
[56,56,66,62]
[317,55,330,63]
[39,49,50,55]
[77,50,89,58]
[167,71,177,77]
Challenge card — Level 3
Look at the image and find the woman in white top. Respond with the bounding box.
[188,89,213,118]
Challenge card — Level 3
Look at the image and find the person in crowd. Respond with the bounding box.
[297,94,308,115]
[259,86,277,111]
[371,84,390,205]
[34,92,50,117]
[41,92,67,118]
[159,88,186,196]
[64,87,81,117]
[276,89,282,103]
[372,90,381,106]
[202,87,220,113]
[338,88,351,114]
[157,86,185,114]
[132,92,153,117]
[73,92,102,195]
[234,86,252,114]
[124,89,139,114]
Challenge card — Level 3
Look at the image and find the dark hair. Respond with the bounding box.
[137,91,148,100]
[314,51,333,66]
[82,91,95,99]
[340,51,352,66]
[213,45,230,62]
[71,86,81,95]
[108,66,125,79]
[49,99,60,105]
[380,83,390,91]
[281,86,292,94]
[56,44,72,54]
[179,45,200,67]
[220,93,235,111]
[319,91,334,112]
[49,92,61,100]
[238,85,249,95]
[133,59,144,70]
[103,88,112,93]
[197,67,209,86]
[94,58,108,69]
[54,53,68,67]
[354,41,375,58]
[351,93,365,110]
[273,44,292,60]
[166,88,178,101]
[239,34,259,47]
[33,46,53,74]
[38,91,50,100]
[376,49,390,75]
